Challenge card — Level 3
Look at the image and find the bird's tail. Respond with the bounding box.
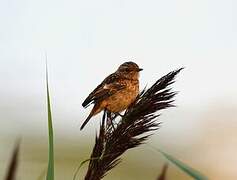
[80,103,101,130]
[80,112,93,130]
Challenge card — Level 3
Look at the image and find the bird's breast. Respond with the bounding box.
[105,81,139,112]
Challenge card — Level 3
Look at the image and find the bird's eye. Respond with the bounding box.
[125,68,130,72]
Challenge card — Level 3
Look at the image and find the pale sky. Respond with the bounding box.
[0,0,237,134]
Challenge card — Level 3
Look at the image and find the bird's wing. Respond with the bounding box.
[82,73,125,108]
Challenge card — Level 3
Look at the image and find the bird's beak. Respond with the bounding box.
[138,68,143,72]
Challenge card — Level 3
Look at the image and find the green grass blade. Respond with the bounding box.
[46,61,54,180]
[159,150,208,180]
[73,155,110,180]
[73,159,91,180]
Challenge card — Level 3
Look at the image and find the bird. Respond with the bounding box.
[80,61,143,130]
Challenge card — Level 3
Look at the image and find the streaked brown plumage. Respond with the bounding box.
[80,61,142,130]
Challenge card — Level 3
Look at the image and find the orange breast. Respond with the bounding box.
[106,82,139,112]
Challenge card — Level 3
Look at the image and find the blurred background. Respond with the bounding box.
[0,0,237,179]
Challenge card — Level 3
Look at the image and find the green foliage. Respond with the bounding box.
[73,158,91,180]
[46,62,54,180]
[159,150,208,180]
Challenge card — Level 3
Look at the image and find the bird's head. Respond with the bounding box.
[117,61,143,80]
